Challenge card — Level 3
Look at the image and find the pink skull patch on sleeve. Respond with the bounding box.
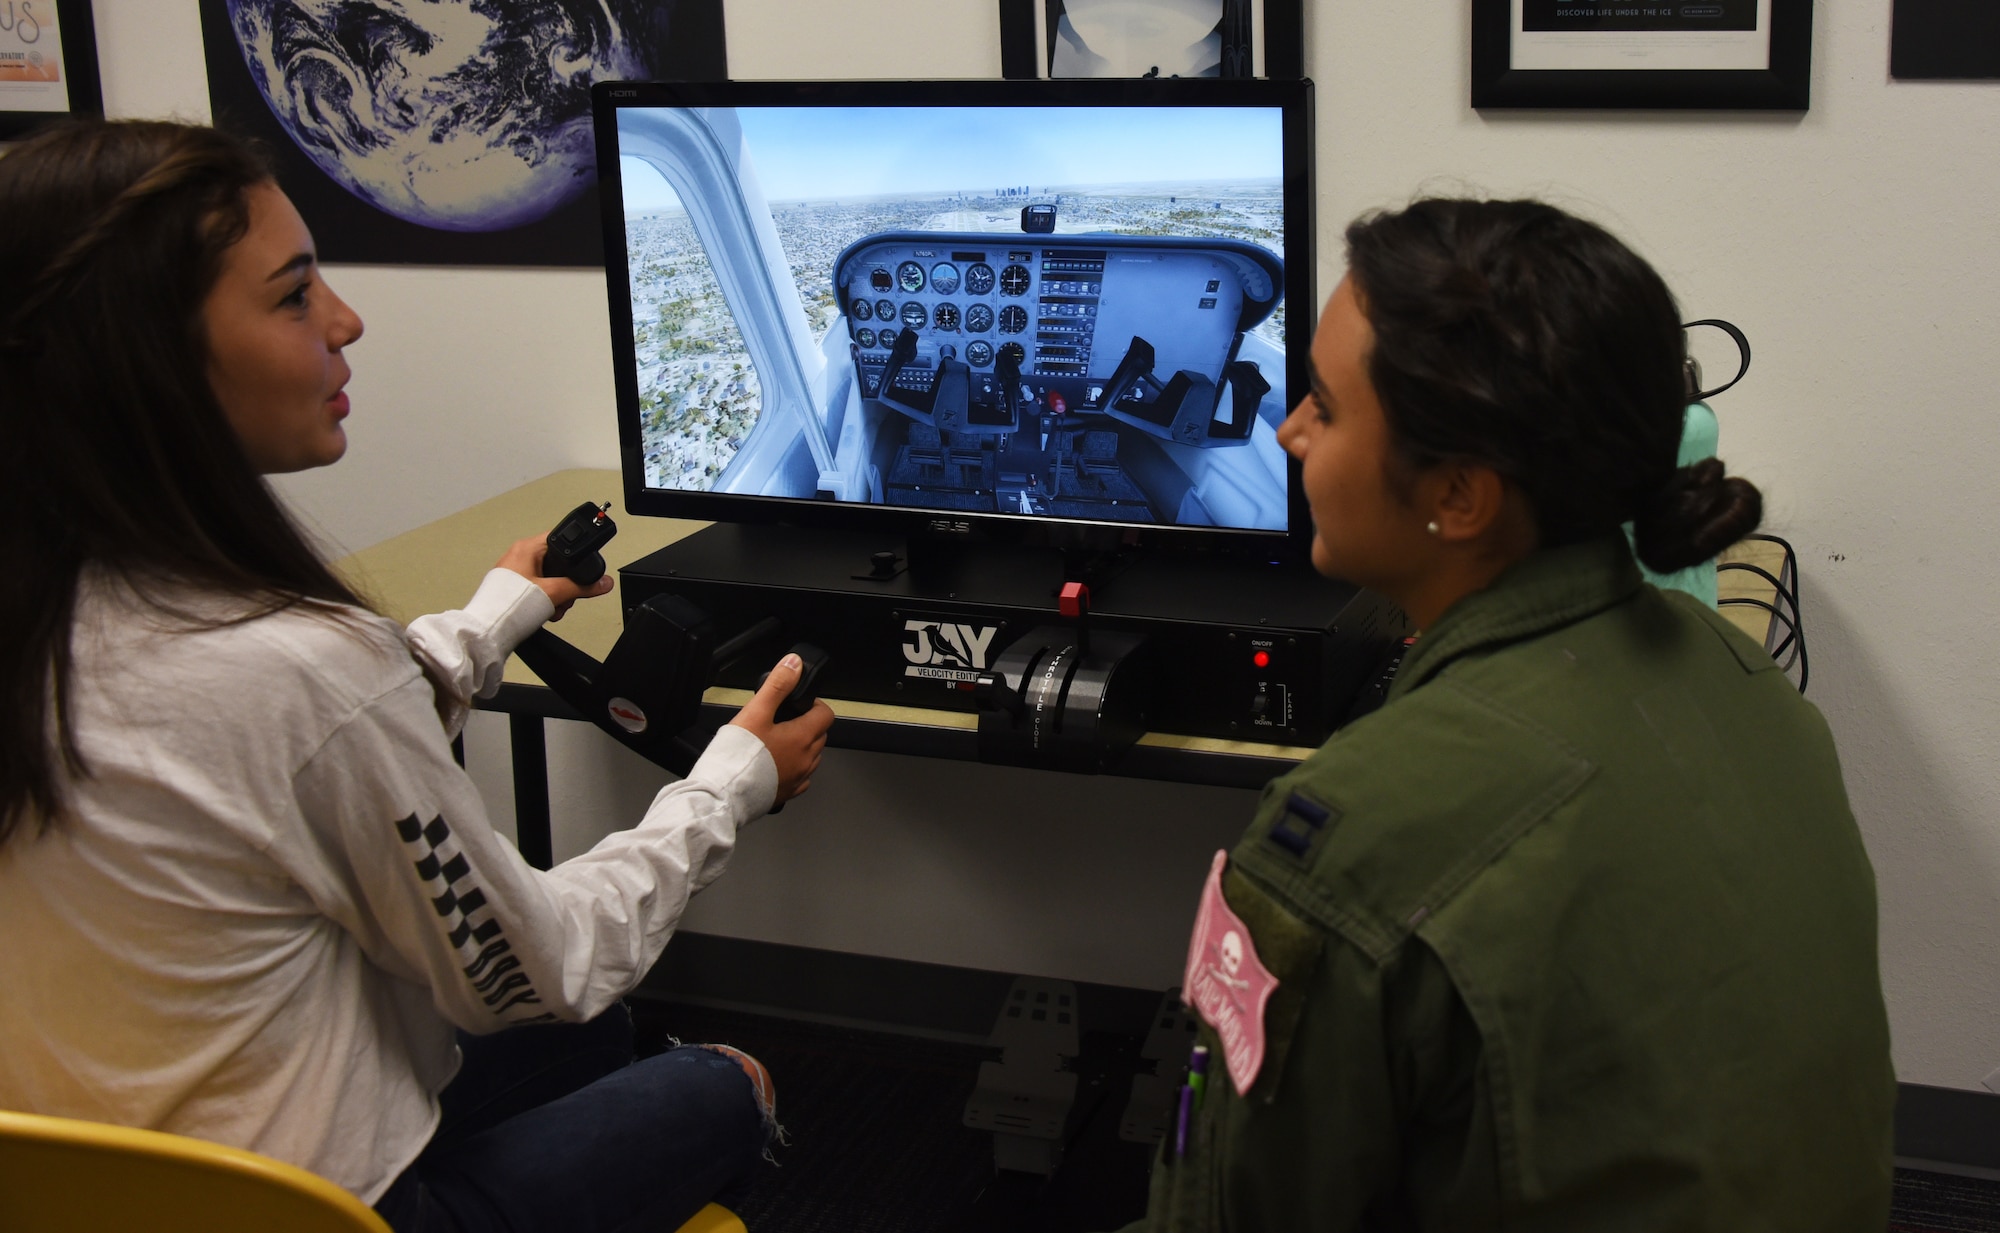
[1183,849,1280,1096]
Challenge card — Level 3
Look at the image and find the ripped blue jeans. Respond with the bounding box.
[374,1005,767,1233]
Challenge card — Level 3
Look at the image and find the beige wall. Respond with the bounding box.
[92,0,2000,1089]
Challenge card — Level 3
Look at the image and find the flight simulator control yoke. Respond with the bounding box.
[517,502,831,784]
[517,505,1406,780]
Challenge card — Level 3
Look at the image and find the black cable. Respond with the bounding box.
[1716,562,1800,659]
[1717,599,1803,680]
[1742,533,1802,613]
[1716,561,1798,615]
[1718,598,1808,692]
[1726,533,1807,693]
[1715,597,1800,671]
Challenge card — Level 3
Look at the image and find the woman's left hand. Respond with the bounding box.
[496,536,615,621]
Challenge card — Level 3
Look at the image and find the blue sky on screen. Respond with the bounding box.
[619,106,1282,211]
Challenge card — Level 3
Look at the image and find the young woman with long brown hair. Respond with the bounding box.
[0,119,832,1233]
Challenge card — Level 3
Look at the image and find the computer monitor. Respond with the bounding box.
[592,78,1314,551]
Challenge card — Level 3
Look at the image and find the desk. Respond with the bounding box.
[336,469,1792,867]
[334,469,1318,865]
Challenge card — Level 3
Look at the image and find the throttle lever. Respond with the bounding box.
[754,643,831,722]
[994,342,1023,422]
[877,327,924,415]
[1060,581,1091,658]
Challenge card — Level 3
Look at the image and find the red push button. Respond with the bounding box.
[1252,650,1271,669]
[1059,581,1090,619]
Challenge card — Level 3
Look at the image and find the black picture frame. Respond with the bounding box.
[1891,0,2000,80]
[1472,0,1812,110]
[0,0,103,140]
[999,0,1304,80]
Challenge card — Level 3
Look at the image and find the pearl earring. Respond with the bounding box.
[1426,521,1441,535]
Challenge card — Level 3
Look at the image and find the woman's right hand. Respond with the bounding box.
[729,654,836,806]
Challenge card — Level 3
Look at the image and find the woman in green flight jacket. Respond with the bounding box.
[1134,199,1893,1232]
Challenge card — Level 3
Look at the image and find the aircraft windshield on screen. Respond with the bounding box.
[614,104,1290,532]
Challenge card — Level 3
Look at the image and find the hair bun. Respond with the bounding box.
[1631,457,1763,573]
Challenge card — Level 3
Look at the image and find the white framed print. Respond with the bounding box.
[0,0,102,139]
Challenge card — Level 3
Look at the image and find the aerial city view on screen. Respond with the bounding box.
[617,105,1291,531]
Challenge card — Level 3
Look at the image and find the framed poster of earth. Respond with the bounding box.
[1472,0,1812,110]
[0,0,103,140]
[199,0,727,266]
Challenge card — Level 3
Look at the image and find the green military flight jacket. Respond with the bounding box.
[1135,536,1893,1232]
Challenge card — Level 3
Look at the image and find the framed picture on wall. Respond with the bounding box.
[198,0,727,267]
[999,0,1305,80]
[0,0,103,140]
[1472,0,1812,110]
[1891,0,2000,79]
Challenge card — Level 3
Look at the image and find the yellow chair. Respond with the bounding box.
[0,1111,746,1233]
[0,1108,392,1232]
[678,1205,749,1233]
[0,1112,748,1224]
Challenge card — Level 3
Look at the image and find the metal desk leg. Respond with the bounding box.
[508,713,554,871]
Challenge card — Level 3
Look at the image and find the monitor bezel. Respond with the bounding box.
[591,77,1316,556]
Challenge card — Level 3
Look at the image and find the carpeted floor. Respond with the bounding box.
[1892,1169,2000,1232]
[663,1009,995,1232]
[633,999,1153,1233]
[635,999,2000,1233]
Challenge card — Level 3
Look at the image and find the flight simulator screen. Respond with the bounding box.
[611,103,1291,532]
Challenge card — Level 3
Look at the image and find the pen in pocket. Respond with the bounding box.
[1174,1081,1193,1159]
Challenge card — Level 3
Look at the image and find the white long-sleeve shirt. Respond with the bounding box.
[0,569,775,1202]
